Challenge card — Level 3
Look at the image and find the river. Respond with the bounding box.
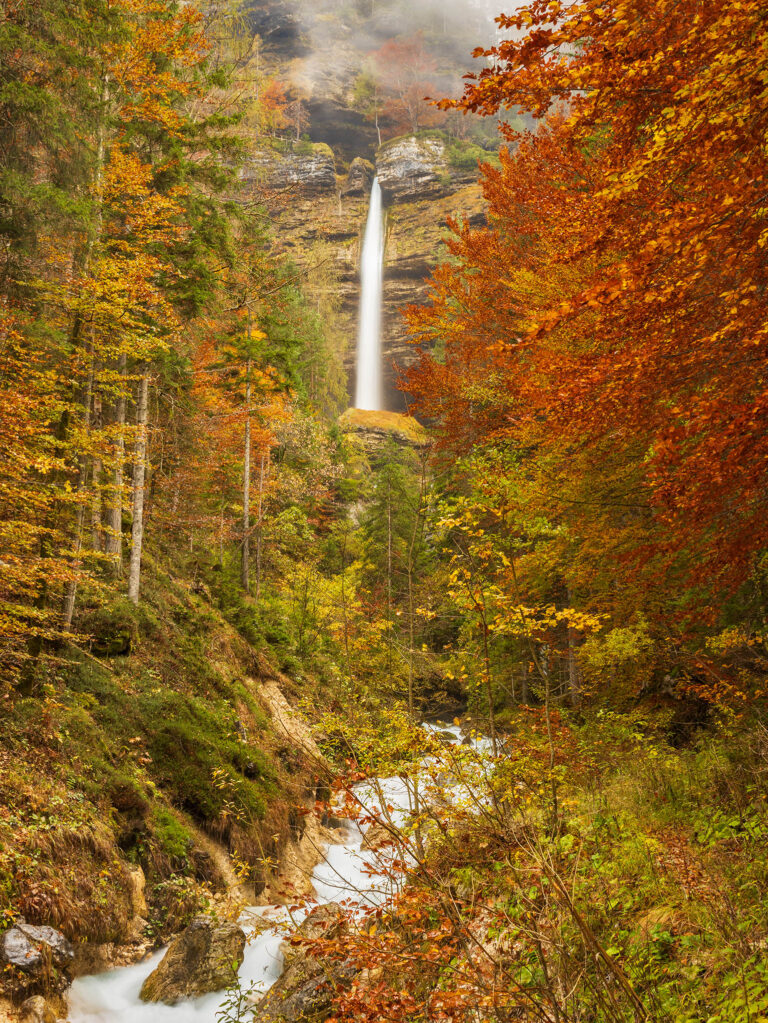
[67,722,472,1023]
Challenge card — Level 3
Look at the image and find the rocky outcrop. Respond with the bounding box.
[250,905,352,1023]
[258,678,327,765]
[342,158,374,197]
[376,135,472,204]
[139,917,246,1004]
[338,409,430,449]
[18,998,57,1023]
[242,144,337,196]
[279,903,345,968]
[0,924,74,997]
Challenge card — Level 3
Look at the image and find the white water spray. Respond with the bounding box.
[354,177,385,411]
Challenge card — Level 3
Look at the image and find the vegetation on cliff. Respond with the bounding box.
[2,1,768,1022]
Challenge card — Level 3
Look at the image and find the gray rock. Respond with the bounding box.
[139,916,246,1004]
[1,924,74,977]
[376,135,453,203]
[241,145,337,196]
[251,904,351,1023]
[342,157,374,196]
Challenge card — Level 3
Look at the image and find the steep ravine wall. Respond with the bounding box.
[242,134,486,412]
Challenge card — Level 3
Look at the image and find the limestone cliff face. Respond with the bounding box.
[241,1,497,411]
[254,134,486,412]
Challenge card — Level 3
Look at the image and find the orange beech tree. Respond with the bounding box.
[407,0,768,676]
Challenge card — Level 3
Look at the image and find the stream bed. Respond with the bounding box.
[67,724,467,1023]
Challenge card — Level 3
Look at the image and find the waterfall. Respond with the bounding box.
[354,177,385,411]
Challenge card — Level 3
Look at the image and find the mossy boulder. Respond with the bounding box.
[139,916,246,1004]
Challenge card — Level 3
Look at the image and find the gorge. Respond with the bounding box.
[2,2,767,1023]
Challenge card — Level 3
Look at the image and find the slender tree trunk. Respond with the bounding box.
[62,353,95,628]
[128,371,149,605]
[242,357,251,594]
[387,473,393,677]
[90,390,103,552]
[105,354,127,573]
[255,450,266,599]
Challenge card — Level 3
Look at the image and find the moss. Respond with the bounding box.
[338,408,430,446]
[150,806,193,864]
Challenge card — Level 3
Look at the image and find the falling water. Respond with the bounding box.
[354,177,385,411]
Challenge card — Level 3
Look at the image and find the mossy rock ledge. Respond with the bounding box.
[339,408,430,449]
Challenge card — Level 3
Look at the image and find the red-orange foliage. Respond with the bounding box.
[408,0,768,607]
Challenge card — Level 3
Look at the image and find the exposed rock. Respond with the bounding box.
[257,678,327,766]
[338,409,430,450]
[361,822,395,852]
[128,868,148,911]
[0,924,74,995]
[71,941,152,979]
[265,813,343,905]
[19,997,56,1023]
[251,960,356,1023]
[139,917,246,1004]
[250,905,352,1023]
[376,135,454,204]
[279,903,345,968]
[241,145,337,196]
[342,158,374,197]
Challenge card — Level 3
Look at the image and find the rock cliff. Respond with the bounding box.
[254,133,486,412]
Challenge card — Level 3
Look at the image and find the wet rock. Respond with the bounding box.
[361,823,394,851]
[71,941,151,979]
[342,157,374,197]
[279,903,345,968]
[19,997,57,1023]
[376,135,452,203]
[139,916,245,1004]
[0,924,74,995]
[242,145,337,196]
[251,907,352,1023]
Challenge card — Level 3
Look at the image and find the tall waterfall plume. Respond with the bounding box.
[354,177,385,410]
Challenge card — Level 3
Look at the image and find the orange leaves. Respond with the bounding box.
[408,0,768,618]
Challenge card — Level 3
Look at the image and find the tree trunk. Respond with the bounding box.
[127,372,149,605]
[105,354,127,573]
[255,450,266,599]
[566,583,581,706]
[62,353,95,628]
[241,358,251,594]
[90,389,103,552]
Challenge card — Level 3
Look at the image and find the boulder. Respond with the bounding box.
[279,904,345,968]
[342,157,374,197]
[250,904,350,1023]
[139,916,245,1004]
[361,823,394,852]
[0,924,74,995]
[19,997,57,1023]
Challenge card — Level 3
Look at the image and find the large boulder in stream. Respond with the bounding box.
[251,904,353,1023]
[139,916,245,1004]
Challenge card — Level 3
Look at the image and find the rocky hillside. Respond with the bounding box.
[241,0,500,411]
[244,133,487,411]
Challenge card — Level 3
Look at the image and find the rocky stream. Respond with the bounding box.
[60,722,479,1023]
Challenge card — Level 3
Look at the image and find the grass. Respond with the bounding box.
[0,572,314,957]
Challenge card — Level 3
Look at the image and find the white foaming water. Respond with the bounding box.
[354,177,385,411]
[67,722,489,1023]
